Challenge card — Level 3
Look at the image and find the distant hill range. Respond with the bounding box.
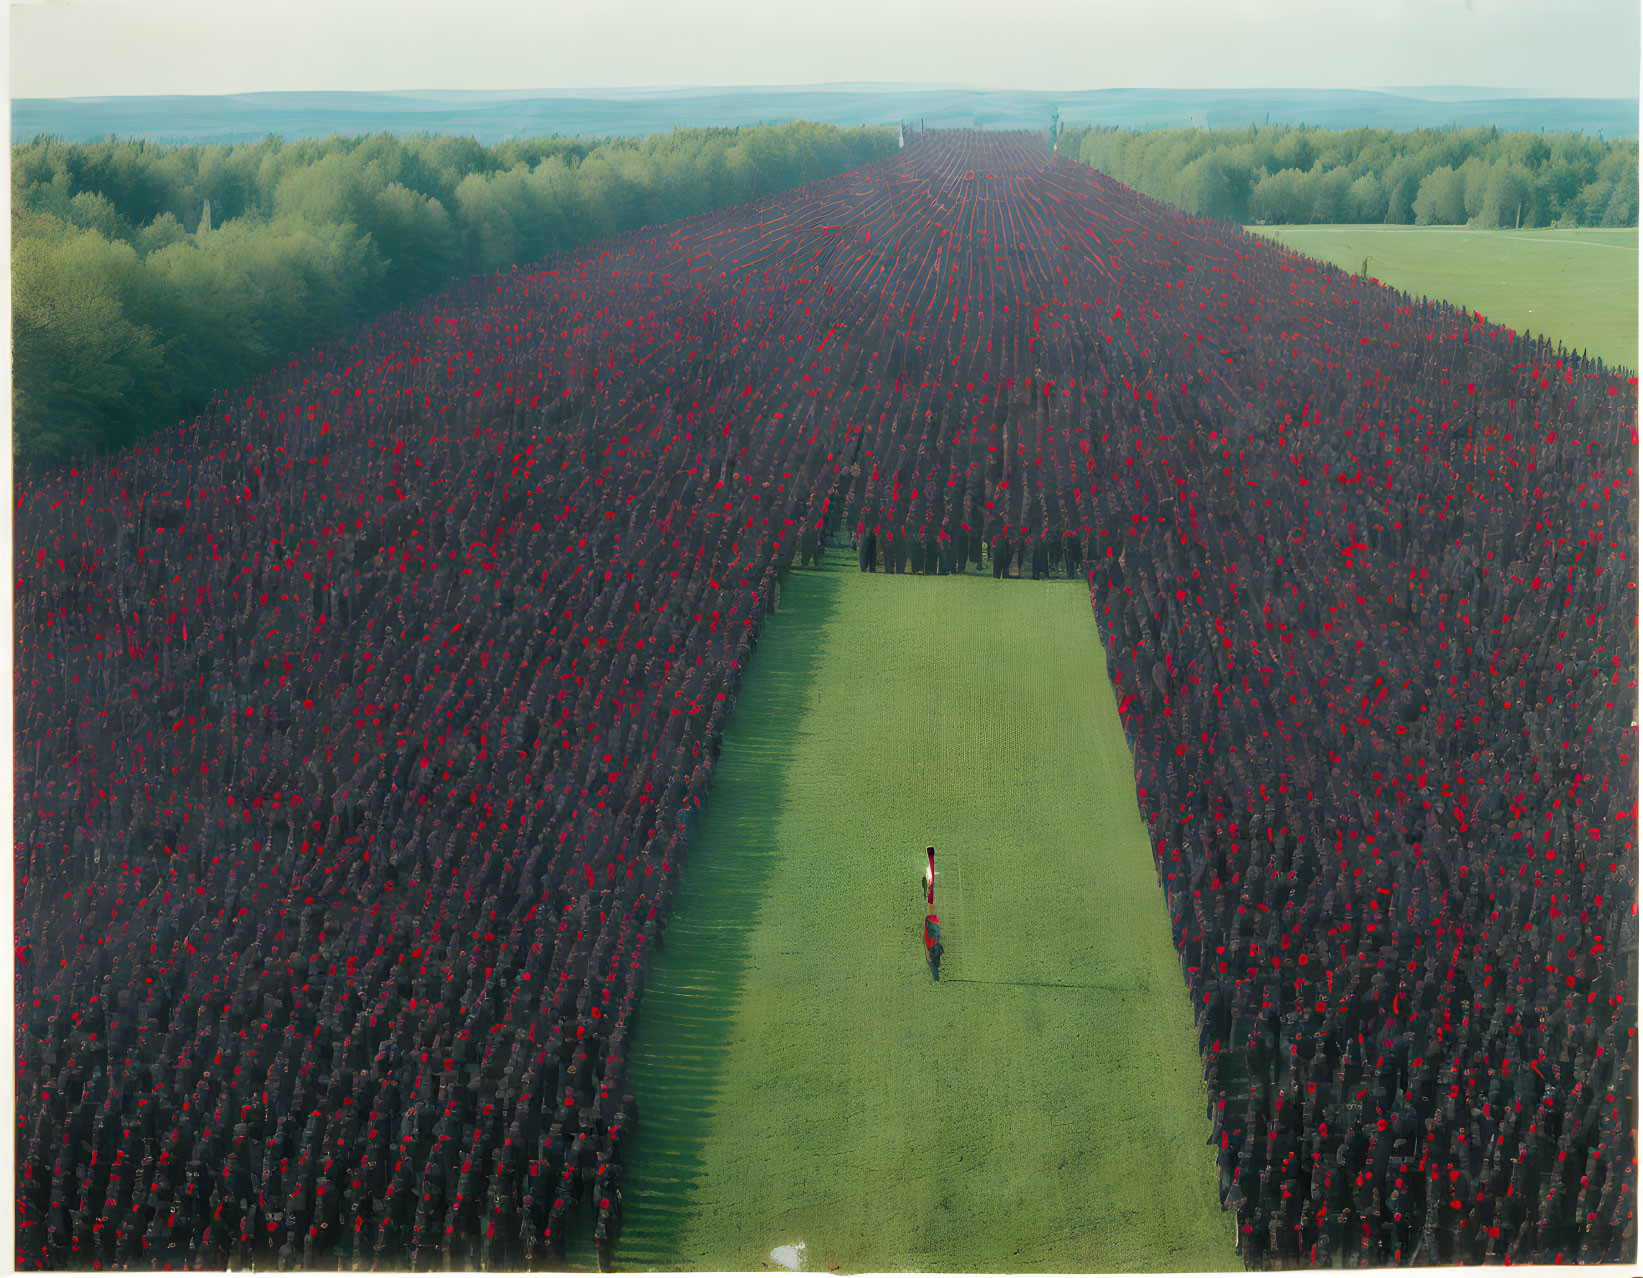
[14,83,1640,144]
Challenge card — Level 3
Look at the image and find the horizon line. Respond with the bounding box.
[17,82,1641,105]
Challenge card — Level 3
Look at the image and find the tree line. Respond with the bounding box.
[1060,122,1639,231]
[13,123,896,465]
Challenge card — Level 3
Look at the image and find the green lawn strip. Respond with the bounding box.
[1247,224,1638,369]
[619,563,1235,1273]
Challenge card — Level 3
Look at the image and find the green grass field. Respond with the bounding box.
[1247,225,1638,369]
[618,563,1234,1273]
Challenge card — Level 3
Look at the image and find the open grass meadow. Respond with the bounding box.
[1247,225,1639,369]
[617,563,1235,1273]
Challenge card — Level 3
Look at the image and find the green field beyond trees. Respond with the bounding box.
[1248,225,1639,368]
[618,564,1234,1273]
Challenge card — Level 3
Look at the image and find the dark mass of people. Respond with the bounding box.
[14,129,1637,1269]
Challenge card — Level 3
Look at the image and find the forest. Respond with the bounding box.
[1061,122,1639,230]
[12,122,896,464]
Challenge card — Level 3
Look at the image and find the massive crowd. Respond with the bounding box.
[14,129,1636,1268]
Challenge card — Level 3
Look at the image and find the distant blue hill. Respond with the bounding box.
[13,84,1639,144]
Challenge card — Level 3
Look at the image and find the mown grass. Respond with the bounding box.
[618,563,1235,1273]
[1247,224,1638,369]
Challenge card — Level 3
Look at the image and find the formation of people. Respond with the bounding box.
[13,128,1636,1269]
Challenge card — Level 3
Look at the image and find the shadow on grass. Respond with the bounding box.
[616,565,844,1272]
[941,977,1132,993]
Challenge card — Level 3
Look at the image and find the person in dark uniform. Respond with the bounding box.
[857,524,878,573]
[924,913,943,981]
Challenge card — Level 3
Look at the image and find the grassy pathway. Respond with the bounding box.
[1247,224,1638,368]
[618,563,1234,1273]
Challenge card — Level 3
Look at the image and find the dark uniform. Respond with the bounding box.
[924,914,943,981]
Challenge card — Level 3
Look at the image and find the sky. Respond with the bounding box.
[9,0,1642,101]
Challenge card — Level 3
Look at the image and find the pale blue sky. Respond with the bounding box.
[9,0,1641,100]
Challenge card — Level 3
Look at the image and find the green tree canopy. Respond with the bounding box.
[12,122,897,465]
[1063,122,1637,231]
